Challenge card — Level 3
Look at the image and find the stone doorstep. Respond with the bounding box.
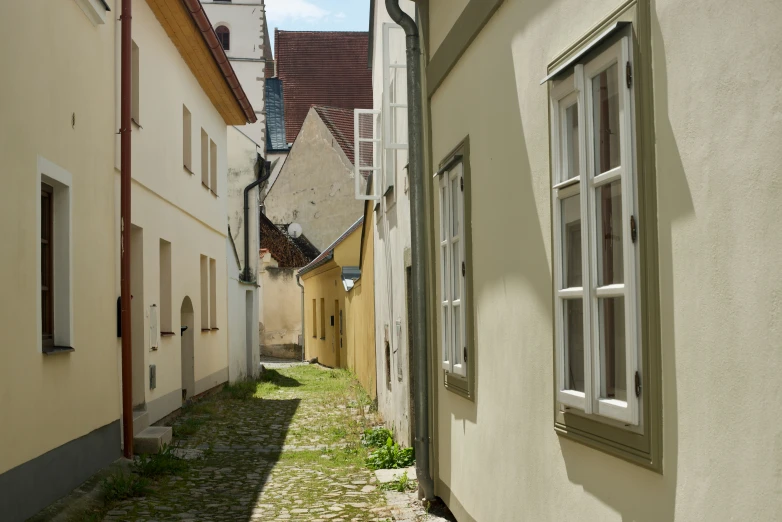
[132,407,150,437]
[133,426,173,454]
[374,466,417,484]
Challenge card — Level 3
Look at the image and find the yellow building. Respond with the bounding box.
[301,215,377,398]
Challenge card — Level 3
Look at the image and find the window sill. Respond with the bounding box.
[42,346,75,356]
[210,327,219,331]
[131,118,142,130]
[184,165,194,175]
[320,337,326,340]
[202,181,210,190]
[161,332,176,337]
[201,329,211,333]
[210,189,218,198]
[443,371,474,401]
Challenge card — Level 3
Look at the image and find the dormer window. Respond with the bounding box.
[216,26,230,51]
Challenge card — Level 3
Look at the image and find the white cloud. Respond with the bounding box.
[265,0,330,23]
[334,12,347,19]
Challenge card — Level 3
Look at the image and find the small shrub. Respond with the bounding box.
[134,445,188,478]
[380,470,417,492]
[362,426,393,448]
[101,472,150,503]
[366,437,415,470]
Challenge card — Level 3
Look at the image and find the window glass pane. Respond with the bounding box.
[440,185,447,240]
[440,244,448,301]
[565,299,584,392]
[452,304,461,365]
[599,296,626,401]
[452,240,460,301]
[595,180,623,285]
[564,103,579,180]
[561,195,582,288]
[450,175,460,237]
[592,64,620,174]
[443,307,449,362]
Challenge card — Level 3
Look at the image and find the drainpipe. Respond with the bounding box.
[385,0,434,501]
[241,156,271,282]
[296,274,305,362]
[120,0,134,459]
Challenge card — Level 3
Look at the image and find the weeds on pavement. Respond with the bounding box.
[134,445,188,478]
[100,471,150,503]
[380,470,417,493]
[367,436,415,470]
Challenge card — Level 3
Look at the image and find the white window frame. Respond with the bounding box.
[438,162,467,377]
[382,23,408,152]
[36,156,74,352]
[550,36,640,426]
[354,108,382,201]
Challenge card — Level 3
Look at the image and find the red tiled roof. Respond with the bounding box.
[275,30,373,145]
[314,106,356,164]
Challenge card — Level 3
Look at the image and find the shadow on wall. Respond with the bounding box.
[560,5,691,521]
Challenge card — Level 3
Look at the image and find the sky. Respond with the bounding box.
[265,0,370,50]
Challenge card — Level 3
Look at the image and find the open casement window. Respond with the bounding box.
[439,162,467,377]
[551,35,640,426]
[383,23,407,150]
[354,109,382,200]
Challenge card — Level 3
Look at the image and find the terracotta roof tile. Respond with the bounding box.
[275,30,373,145]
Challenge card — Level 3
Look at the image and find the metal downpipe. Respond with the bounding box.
[385,0,434,501]
[242,157,270,282]
[120,0,134,459]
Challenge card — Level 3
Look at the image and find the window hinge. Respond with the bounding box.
[460,176,464,192]
[634,371,642,397]
[464,346,468,363]
[630,215,637,243]
[462,261,466,277]
[626,61,632,89]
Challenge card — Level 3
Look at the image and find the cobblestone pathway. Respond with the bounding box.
[104,364,398,521]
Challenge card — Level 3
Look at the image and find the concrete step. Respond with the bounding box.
[132,408,149,437]
[133,426,172,455]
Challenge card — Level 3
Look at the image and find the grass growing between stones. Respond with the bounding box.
[90,365,396,521]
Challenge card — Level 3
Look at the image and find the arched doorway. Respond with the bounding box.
[180,296,195,401]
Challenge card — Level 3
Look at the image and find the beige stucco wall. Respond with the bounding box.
[0,0,120,476]
[260,252,303,349]
[118,0,231,422]
[264,109,364,251]
[426,0,782,521]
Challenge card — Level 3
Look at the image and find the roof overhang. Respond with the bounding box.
[146,0,257,125]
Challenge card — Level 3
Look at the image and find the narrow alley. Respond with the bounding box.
[79,363,443,522]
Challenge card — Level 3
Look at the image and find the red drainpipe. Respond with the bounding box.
[120,0,134,459]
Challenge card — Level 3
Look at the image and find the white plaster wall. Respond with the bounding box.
[426,0,782,521]
[114,0,232,423]
[0,0,120,476]
[371,0,416,447]
[227,238,260,382]
[226,126,261,281]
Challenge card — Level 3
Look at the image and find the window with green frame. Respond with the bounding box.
[545,5,661,471]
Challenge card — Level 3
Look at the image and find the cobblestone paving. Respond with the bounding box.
[103,364,398,521]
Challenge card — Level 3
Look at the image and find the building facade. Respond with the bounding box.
[0,2,121,519]
[363,0,417,446]
[416,0,782,520]
[202,0,271,382]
